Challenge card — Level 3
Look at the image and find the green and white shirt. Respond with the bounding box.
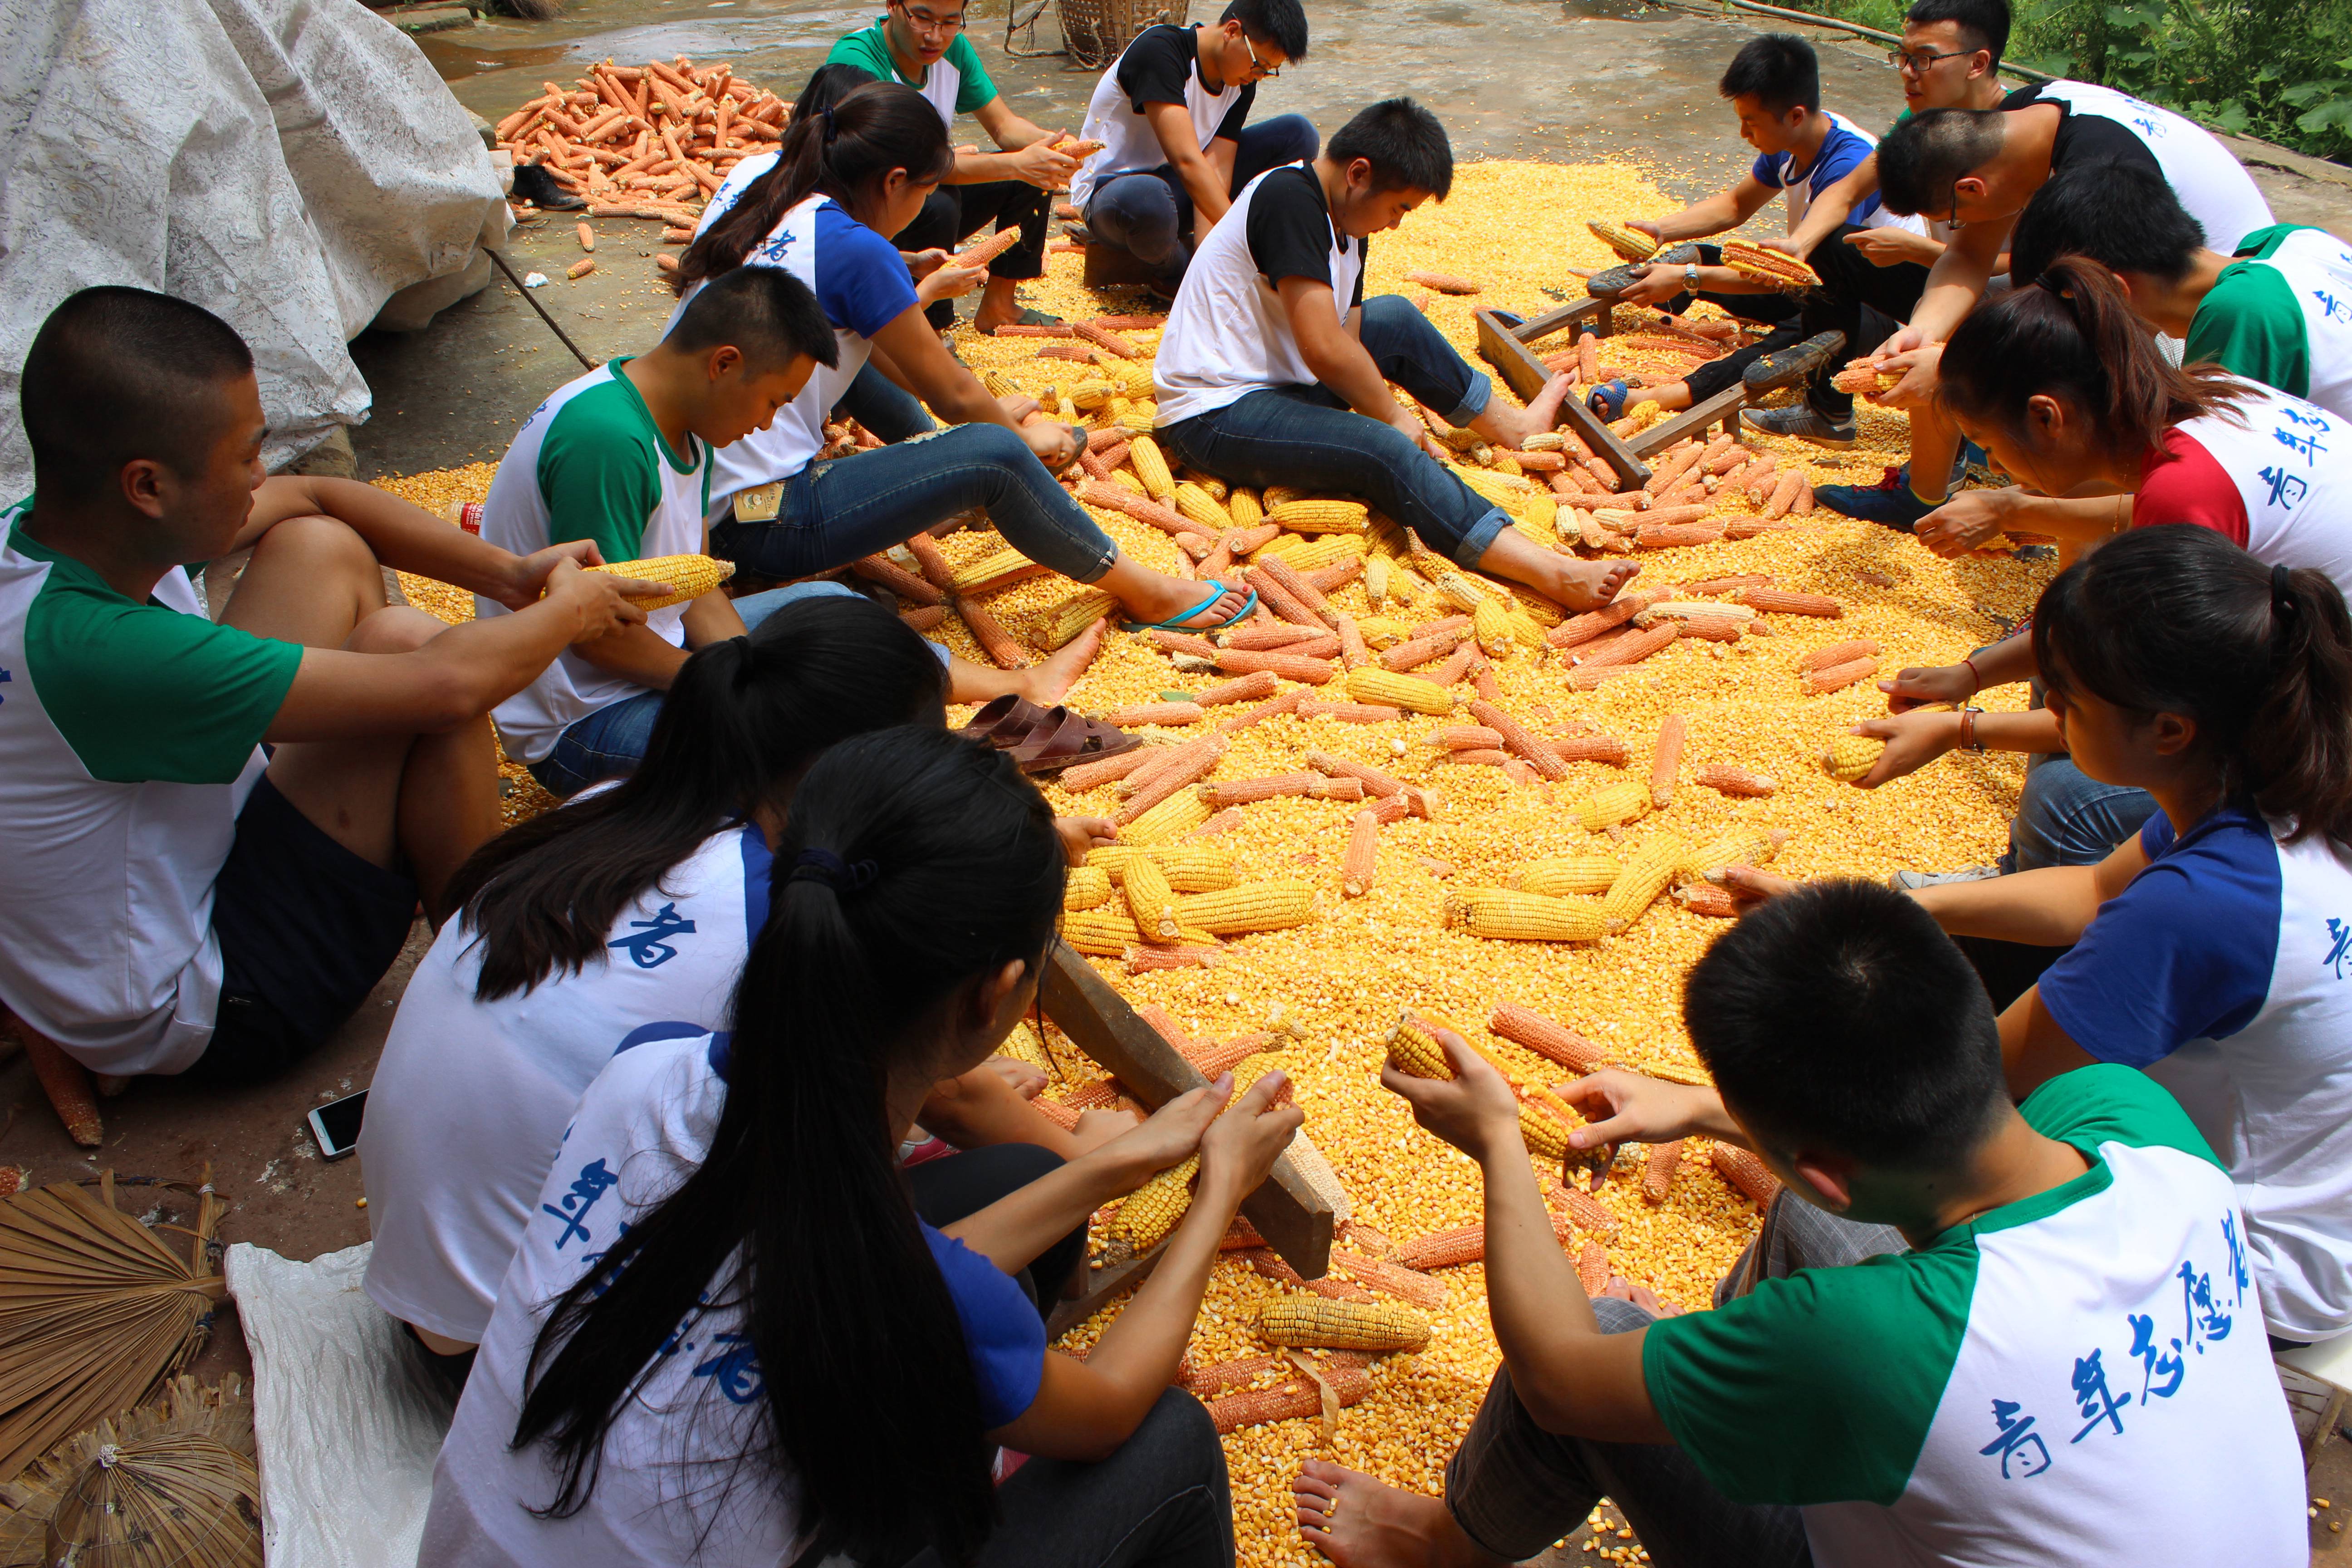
[0,504,302,1075]
[1643,1067,2304,1567]
[2188,224,2352,420]
[476,361,712,763]
[825,20,997,129]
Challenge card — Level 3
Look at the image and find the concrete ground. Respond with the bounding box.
[8,0,2352,1554]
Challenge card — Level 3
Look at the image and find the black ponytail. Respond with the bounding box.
[443,594,947,1000]
[674,78,953,296]
[2033,525,2352,846]
[511,727,1065,1565]
[1939,256,2248,463]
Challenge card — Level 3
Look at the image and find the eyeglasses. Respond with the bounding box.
[1888,46,1970,73]
[898,2,966,32]
[1242,32,1280,77]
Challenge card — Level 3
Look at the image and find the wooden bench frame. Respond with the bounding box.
[1474,304,1747,490]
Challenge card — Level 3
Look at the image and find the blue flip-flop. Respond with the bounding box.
[1586,380,1631,420]
[1122,584,1259,634]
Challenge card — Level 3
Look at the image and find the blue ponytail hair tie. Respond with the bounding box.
[789,846,877,892]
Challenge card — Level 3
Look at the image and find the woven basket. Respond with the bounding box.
[1058,0,1190,69]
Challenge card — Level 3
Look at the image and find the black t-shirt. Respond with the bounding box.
[1115,24,1254,142]
[1999,82,2164,183]
[1243,164,1365,306]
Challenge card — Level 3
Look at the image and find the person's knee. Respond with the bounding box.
[344,604,446,656]
[250,512,378,579]
[1263,113,1318,162]
[1357,293,1418,338]
[1137,1386,1224,1475]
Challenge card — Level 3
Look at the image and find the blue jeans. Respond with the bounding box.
[526,583,949,797]
[1083,114,1320,279]
[2004,752,2159,872]
[833,360,935,443]
[1158,295,1513,567]
[710,421,1119,585]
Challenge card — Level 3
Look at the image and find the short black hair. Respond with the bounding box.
[1327,97,1454,200]
[1683,880,2008,1169]
[1877,107,2006,216]
[1719,33,1821,116]
[666,266,841,374]
[20,286,256,503]
[2008,161,2205,285]
[1905,0,2010,64]
[1224,0,1308,61]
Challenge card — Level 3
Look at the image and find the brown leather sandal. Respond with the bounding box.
[1004,706,1142,775]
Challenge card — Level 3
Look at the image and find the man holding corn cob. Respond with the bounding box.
[1295,882,2304,1568]
[0,288,662,1084]
[1155,98,1638,613]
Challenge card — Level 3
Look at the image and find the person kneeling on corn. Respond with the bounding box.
[420,725,1303,1567]
[1152,97,1637,614]
[0,288,657,1088]
[1295,880,2307,1568]
[674,81,1256,653]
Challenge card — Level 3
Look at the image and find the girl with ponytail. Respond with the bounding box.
[1834,258,2352,877]
[671,79,1258,646]
[421,727,1300,1567]
[363,596,1121,1366]
[1737,525,2352,1342]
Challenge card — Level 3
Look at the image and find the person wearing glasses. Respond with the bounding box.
[828,0,1079,335]
[1066,0,1317,291]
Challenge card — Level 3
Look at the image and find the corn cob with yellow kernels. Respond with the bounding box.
[585,553,735,610]
[1445,888,1612,942]
[1175,880,1315,935]
[1518,1099,1577,1159]
[1599,836,1687,928]
[1046,589,1117,649]
[997,1019,1056,1078]
[1167,481,1231,534]
[1064,864,1114,910]
[1676,827,1786,885]
[1823,734,1885,782]
[1060,906,1141,956]
[1103,1155,1198,1262]
[954,547,1052,596]
[1345,666,1456,715]
[1124,856,1180,941]
[1515,857,1620,897]
[1086,843,1239,892]
[1386,1018,1454,1080]
[1257,1295,1432,1354]
[1269,499,1369,534]
[1574,779,1652,831]
[1587,219,1659,260]
[1124,435,1173,500]
[1122,790,1214,844]
[1471,596,1512,657]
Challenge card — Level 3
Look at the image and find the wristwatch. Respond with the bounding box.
[1684,262,1701,289]
[1958,705,1986,753]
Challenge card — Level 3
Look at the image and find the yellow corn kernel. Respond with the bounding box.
[1197,476,1230,501]
[1824,734,1884,782]
[1130,435,1176,500]
[1175,880,1315,935]
[1434,571,1496,613]
[1086,843,1240,893]
[1124,855,1180,941]
[1345,667,1455,716]
[998,1018,1056,1077]
[1119,403,1158,435]
[1515,857,1620,897]
[981,368,1020,398]
[1574,780,1651,832]
[1268,500,1370,535]
[1364,554,1392,610]
[1599,836,1686,928]
[1064,864,1114,910]
[1068,379,1117,410]
[1104,1155,1198,1261]
[1587,218,1659,260]
[1257,1295,1431,1353]
[1111,469,1145,494]
[1453,466,1532,508]
[1518,1101,1576,1159]
[586,554,733,610]
[1172,481,1233,533]
[1444,888,1611,942]
[953,546,1043,595]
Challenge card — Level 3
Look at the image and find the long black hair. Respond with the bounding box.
[511,727,1067,1563]
[674,79,952,296]
[1939,256,2247,463]
[2034,524,2352,845]
[444,594,947,1000]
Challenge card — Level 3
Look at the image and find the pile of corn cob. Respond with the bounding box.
[372,161,2051,1567]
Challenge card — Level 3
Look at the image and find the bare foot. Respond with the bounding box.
[1476,372,1577,449]
[1544,556,1641,613]
[1017,618,1107,703]
[1293,1460,1503,1568]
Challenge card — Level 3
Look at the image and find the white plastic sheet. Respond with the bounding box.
[0,0,509,491]
[226,1240,455,1568]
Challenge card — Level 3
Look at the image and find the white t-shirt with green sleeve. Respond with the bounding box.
[0,504,303,1074]
[2188,224,2352,421]
[476,360,712,764]
[1642,1066,2303,1567]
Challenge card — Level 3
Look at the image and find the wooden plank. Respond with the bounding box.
[1629,383,1749,458]
[1040,940,1335,1278]
[1473,309,1650,489]
[1046,1247,1165,1340]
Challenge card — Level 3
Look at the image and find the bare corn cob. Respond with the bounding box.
[1649,713,1687,807]
[1332,1250,1448,1309]
[1636,519,1729,549]
[1298,700,1400,723]
[1396,1225,1485,1270]
[1467,699,1568,779]
[1711,1143,1782,1207]
[1258,1295,1431,1353]
[1245,565,1330,631]
[1073,319,1141,358]
[852,554,943,605]
[1695,762,1778,797]
[1342,809,1380,897]
[1642,1139,1688,1203]
[1207,1362,1375,1434]
[1346,667,1455,715]
[1556,734,1632,766]
[1176,880,1316,934]
[1224,621,1327,651]
[1198,774,1362,808]
[1804,655,1882,695]
[1033,1096,1081,1131]
[1128,944,1222,973]
[1335,614,1371,669]
[1570,621,1678,670]
[1489,1001,1606,1073]
[1380,625,1471,672]
[1599,835,1687,928]
[1738,586,1843,618]
[1550,1179,1622,1241]
[1245,1250,1377,1301]
[1574,779,1651,831]
[1214,648,1338,685]
[1306,752,1406,798]
[1548,590,1656,648]
[1194,670,1279,706]
[1446,750,1512,768]
[1256,554,1338,626]
[1103,1155,1198,1261]
[1062,743,1161,795]
[585,553,735,610]
[1515,857,1620,897]
[1115,739,1226,825]
[1823,733,1885,782]
[1406,268,1483,294]
[1798,637,1883,671]
[1102,701,1205,728]
[1064,865,1114,910]
[1446,888,1612,942]
[900,605,947,633]
[1436,725,1505,752]
[957,598,1030,669]
[1676,882,1746,918]
[1577,1240,1611,1295]
[1219,688,1311,732]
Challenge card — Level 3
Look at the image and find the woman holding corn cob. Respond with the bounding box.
[674,81,1257,638]
[1731,528,2352,1346]
[421,727,1303,1567]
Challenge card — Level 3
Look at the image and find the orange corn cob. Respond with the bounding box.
[1636,520,1729,549]
[1073,320,1140,358]
[952,226,1024,268]
[1244,567,1328,631]
[1127,944,1221,973]
[1089,312,1166,331]
[1466,699,1570,779]
[1380,626,1471,672]
[1650,713,1686,807]
[1193,670,1279,706]
[1489,1001,1605,1073]
[1221,1215,1268,1250]
[1642,1139,1687,1203]
[899,605,947,632]
[1405,269,1482,294]
[1675,882,1746,918]
[1102,701,1205,727]
[1395,1225,1485,1270]
[1114,733,1228,799]
[1675,613,1748,642]
[1144,629,1218,660]
[1687,572,1774,596]
[1113,745,1227,828]
[1695,763,1778,797]
[1184,1354,1288,1397]
[1571,621,1676,670]
[1577,1240,1611,1294]
[1427,639,1485,688]
[851,554,944,606]
[1135,1003,1198,1055]
[1553,1181,1622,1241]
[899,531,956,593]
[1798,637,1883,671]
[1298,701,1401,723]
[1211,648,1338,685]
[1578,333,1601,382]
[1711,1143,1782,1207]
[1762,469,1807,520]
[1224,622,1328,651]
[1803,655,1882,695]
[957,599,1029,669]
[17,1028,101,1148]
[1342,809,1379,897]
[1335,614,1371,668]
[1555,734,1632,765]
[1547,591,1656,648]
[1078,479,1190,537]
[1255,555,1338,627]
[1446,749,1512,767]
[1436,725,1505,751]
[1240,1248,1377,1301]
[1305,752,1406,798]
[1727,516,1796,541]
[1739,587,1843,618]
[1303,556,1365,595]
[1188,1031,1275,1077]
[1332,1250,1448,1309]
[1219,687,1312,733]
[1198,774,1364,808]
[1033,1097,1081,1131]
[1207,1362,1375,1434]
[1407,612,1473,640]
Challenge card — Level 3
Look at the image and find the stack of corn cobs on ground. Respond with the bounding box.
[494,57,789,227]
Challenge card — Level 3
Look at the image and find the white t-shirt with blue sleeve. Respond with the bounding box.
[1751,113,1913,233]
[669,168,922,518]
[2039,805,2352,1340]
[418,1029,1045,1568]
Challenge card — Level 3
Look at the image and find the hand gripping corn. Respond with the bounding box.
[586,554,734,609]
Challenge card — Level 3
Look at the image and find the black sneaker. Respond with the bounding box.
[1741,401,1857,448]
[1585,245,1699,300]
[511,163,585,211]
[1741,331,1846,395]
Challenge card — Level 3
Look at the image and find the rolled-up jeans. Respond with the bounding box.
[1158,294,1513,567]
[525,582,949,797]
[711,421,1120,585]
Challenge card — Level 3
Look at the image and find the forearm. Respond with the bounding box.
[1907,256,1995,343]
[2007,493,2131,544]
[253,475,521,593]
[1970,631,2037,690]
[571,623,690,690]
[1971,709,2064,755]
[950,148,1014,185]
[1911,865,2105,945]
[679,588,746,647]
[1652,194,1742,242]
[1078,1191,1229,1393]
[1170,149,1229,223]
[941,1136,1156,1273]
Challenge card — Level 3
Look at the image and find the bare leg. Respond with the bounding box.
[1094,552,1250,630]
[1293,1461,1503,1568]
[974,276,1027,336]
[948,619,1107,704]
[1469,372,1578,449]
[1908,402,1964,503]
[1474,529,1641,613]
[1631,378,1695,414]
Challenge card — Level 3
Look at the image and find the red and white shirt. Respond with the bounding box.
[2135,383,2352,593]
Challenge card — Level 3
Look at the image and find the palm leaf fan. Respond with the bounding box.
[0,1173,225,1483]
[0,1375,260,1567]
